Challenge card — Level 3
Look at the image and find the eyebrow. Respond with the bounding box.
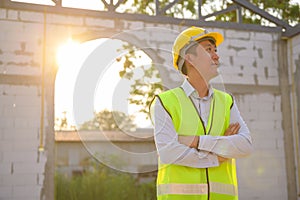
[203,43,216,48]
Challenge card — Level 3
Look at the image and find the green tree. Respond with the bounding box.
[117,44,163,117]
[80,109,136,132]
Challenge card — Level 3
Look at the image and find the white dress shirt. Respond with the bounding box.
[153,79,253,168]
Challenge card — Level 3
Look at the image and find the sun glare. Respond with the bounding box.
[55,38,82,130]
[56,39,80,67]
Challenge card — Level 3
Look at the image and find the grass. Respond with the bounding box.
[55,162,156,200]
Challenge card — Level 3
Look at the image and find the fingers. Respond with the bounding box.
[224,123,240,136]
[231,123,240,134]
[178,136,199,148]
[218,156,228,163]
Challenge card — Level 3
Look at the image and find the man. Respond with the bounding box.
[152,26,253,200]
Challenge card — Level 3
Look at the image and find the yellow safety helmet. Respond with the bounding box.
[172,26,224,71]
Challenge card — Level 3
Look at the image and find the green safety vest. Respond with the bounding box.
[156,87,238,200]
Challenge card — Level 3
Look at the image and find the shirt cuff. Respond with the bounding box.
[198,135,219,152]
[198,150,219,167]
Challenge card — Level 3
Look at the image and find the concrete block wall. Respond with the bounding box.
[0,5,298,200]
[234,93,287,199]
[0,85,44,200]
[0,8,46,200]
[219,29,279,86]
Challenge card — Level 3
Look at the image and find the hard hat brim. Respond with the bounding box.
[193,32,224,46]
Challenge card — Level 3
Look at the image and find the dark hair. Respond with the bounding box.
[180,43,198,75]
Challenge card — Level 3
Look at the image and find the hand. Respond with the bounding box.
[218,156,228,163]
[178,136,199,149]
[224,123,240,136]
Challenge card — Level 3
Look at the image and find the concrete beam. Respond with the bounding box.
[278,39,297,200]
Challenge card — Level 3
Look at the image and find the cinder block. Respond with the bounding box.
[237,49,256,57]
[13,139,39,151]
[12,96,40,107]
[1,174,37,186]
[26,118,40,129]
[14,118,28,128]
[2,105,17,118]
[257,93,275,102]
[228,39,253,50]
[2,127,39,141]
[7,10,18,20]
[127,21,144,30]
[19,11,43,23]
[12,185,41,198]
[225,30,250,40]
[273,100,281,112]
[291,34,300,47]
[257,76,279,86]
[249,120,275,131]
[0,117,14,128]
[13,106,40,118]
[85,17,114,28]
[0,186,12,199]
[13,162,45,174]
[0,9,6,19]
[242,111,259,121]
[251,32,275,41]
[0,141,13,152]
[0,163,12,175]
[274,119,283,130]
[9,85,39,96]
[258,111,282,120]
[251,101,274,112]
[3,151,38,163]
[254,40,274,52]
[47,13,84,26]
[234,56,256,70]
[4,66,40,76]
[0,41,21,54]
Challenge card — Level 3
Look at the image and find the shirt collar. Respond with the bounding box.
[181,79,214,99]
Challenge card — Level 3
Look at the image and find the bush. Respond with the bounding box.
[55,163,156,200]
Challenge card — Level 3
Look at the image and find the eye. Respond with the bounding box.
[206,47,212,52]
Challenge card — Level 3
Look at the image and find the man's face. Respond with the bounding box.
[186,39,220,82]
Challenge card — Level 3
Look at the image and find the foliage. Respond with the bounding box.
[79,109,136,132]
[121,0,299,26]
[55,111,76,131]
[55,162,156,200]
[212,0,300,26]
[117,44,163,117]
[123,0,197,18]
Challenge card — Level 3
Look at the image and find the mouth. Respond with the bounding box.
[211,62,219,67]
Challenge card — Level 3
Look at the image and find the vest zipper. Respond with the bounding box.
[188,96,211,200]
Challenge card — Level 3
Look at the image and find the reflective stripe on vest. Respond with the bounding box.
[157,184,208,195]
[157,182,237,196]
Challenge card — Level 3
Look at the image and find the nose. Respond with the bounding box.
[211,51,219,63]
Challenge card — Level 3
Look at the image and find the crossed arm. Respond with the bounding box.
[178,123,242,163]
[154,99,253,168]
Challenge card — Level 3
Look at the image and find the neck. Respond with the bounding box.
[188,76,209,98]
